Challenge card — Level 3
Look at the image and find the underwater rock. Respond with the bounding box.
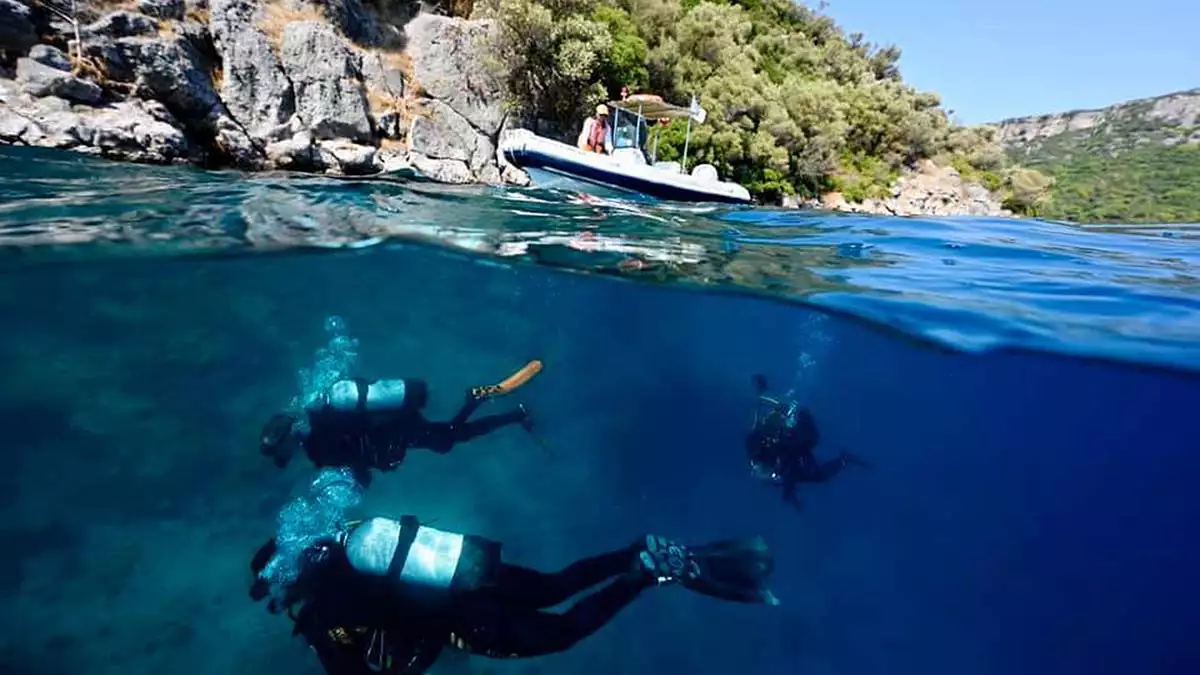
[15,58,103,104]
[280,21,372,143]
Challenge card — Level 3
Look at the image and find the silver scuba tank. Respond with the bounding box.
[308,378,416,417]
[344,517,472,590]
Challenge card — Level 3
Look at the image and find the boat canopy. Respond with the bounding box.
[606,95,695,120]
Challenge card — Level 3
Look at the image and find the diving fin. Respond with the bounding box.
[471,360,544,400]
[639,535,779,606]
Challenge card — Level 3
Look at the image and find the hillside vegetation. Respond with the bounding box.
[997,89,1200,223]
[477,0,1048,212]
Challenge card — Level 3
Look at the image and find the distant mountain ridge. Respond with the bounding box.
[988,88,1200,224]
[994,89,1200,162]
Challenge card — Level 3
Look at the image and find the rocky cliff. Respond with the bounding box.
[0,0,528,183]
[786,160,1011,218]
[995,88,1200,162]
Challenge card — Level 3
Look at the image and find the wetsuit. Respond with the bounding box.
[261,377,529,484]
[746,399,855,510]
[250,518,778,675]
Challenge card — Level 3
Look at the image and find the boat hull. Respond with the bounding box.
[500,132,753,205]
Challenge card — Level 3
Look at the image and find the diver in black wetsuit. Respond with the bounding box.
[746,374,868,511]
[249,507,779,675]
[259,362,542,485]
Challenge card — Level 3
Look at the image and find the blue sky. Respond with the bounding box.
[818,0,1200,123]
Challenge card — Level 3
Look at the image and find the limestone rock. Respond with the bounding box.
[360,52,405,100]
[408,152,473,184]
[280,21,371,142]
[86,35,263,167]
[318,139,377,175]
[28,45,73,73]
[0,0,37,53]
[83,11,160,40]
[138,0,186,20]
[410,99,495,176]
[16,58,103,104]
[0,87,192,163]
[817,162,1008,218]
[265,131,326,172]
[209,0,296,142]
[291,0,380,46]
[405,15,506,136]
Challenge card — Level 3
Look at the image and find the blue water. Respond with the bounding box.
[0,145,1197,675]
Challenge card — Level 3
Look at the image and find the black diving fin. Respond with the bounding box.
[641,535,780,606]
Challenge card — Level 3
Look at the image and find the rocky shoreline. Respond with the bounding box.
[1,0,529,184]
[2,0,1007,216]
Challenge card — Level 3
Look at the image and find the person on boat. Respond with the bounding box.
[576,104,613,154]
[249,472,780,675]
[746,374,868,511]
[259,361,543,485]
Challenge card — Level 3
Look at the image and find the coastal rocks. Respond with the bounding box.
[801,161,1010,218]
[15,58,103,104]
[138,0,187,21]
[83,11,161,40]
[410,99,494,174]
[209,0,296,143]
[280,21,371,142]
[403,14,523,185]
[405,14,505,136]
[95,34,262,166]
[1,6,524,184]
[0,90,192,164]
[0,0,37,53]
[265,132,378,174]
[29,45,73,72]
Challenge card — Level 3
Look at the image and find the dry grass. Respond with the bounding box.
[210,63,224,92]
[258,1,327,53]
[185,6,210,23]
[380,137,408,153]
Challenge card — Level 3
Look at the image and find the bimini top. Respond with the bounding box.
[607,94,698,121]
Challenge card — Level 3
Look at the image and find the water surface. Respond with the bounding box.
[0,147,1197,675]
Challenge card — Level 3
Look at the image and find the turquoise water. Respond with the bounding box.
[0,144,1198,675]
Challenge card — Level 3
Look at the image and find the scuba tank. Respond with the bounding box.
[343,517,500,595]
[307,378,428,421]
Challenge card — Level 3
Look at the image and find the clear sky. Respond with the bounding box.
[818,0,1200,124]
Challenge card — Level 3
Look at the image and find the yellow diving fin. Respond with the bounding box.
[471,360,543,400]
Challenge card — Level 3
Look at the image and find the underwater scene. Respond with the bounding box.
[1,145,1198,675]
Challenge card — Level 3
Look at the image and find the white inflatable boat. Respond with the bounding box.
[499,95,753,205]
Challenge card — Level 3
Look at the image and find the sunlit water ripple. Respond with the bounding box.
[2,145,1197,373]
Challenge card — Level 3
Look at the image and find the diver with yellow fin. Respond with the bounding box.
[248,468,780,675]
[260,361,544,484]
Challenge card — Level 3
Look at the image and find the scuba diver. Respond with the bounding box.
[259,361,544,485]
[746,374,868,512]
[249,470,779,675]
